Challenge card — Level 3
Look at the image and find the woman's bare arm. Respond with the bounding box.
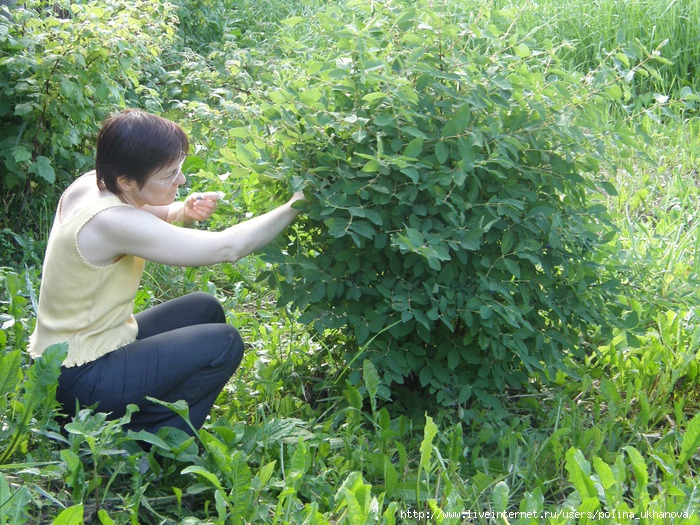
[80,192,305,267]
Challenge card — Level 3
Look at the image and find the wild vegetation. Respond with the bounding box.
[1,0,699,523]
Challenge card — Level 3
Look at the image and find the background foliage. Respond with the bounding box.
[0,0,179,264]
[1,0,699,523]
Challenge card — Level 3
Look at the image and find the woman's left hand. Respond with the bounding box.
[183,192,220,223]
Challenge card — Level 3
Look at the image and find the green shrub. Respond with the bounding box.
[0,0,178,262]
[233,0,644,406]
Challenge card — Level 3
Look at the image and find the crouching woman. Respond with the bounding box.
[28,108,305,435]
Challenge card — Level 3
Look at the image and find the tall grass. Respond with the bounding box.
[609,116,700,309]
[495,0,700,96]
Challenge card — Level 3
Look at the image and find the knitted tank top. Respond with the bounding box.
[28,193,145,367]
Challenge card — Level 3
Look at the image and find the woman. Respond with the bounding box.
[28,108,305,435]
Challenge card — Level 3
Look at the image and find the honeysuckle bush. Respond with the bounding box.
[226,0,652,406]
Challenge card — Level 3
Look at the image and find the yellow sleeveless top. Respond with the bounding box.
[28,193,145,367]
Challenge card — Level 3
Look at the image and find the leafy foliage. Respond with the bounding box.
[0,0,178,263]
[239,0,639,403]
[1,0,700,522]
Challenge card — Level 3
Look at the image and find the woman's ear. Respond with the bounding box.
[116,175,136,194]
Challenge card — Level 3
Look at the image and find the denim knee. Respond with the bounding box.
[209,325,244,374]
[188,292,227,324]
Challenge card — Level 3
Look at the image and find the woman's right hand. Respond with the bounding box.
[289,190,308,207]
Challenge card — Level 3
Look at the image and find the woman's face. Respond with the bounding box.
[138,157,186,206]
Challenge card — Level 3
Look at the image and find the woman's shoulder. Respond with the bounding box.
[65,170,97,192]
[59,171,122,224]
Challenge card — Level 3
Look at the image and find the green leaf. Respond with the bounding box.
[362,92,387,103]
[521,487,544,514]
[565,448,597,500]
[549,154,570,175]
[599,378,622,404]
[0,474,27,521]
[282,16,306,26]
[13,103,35,117]
[97,509,115,525]
[349,220,376,239]
[59,78,76,97]
[61,449,85,497]
[419,415,438,473]
[362,359,380,415]
[0,350,21,397]
[592,456,622,506]
[679,413,700,465]
[182,465,225,492]
[362,159,382,173]
[229,451,252,510]
[364,208,383,226]
[28,156,56,183]
[146,397,190,420]
[457,228,483,251]
[228,127,250,138]
[622,446,649,500]
[258,418,313,445]
[10,146,31,163]
[300,88,323,105]
[513,43,531,57]
[126,430,172,451]
[309,282,325,302]
[620,310,639,330]
[374,113,395,127]
[334,472,367,521]
[1,343,66,464]
[443,104,472,137]
[53,505,84,525]
[214,490,227,521]
[501,230,514,254]
[491,481,509,512]
[325,217,350,238]
[145,397,198,436]
[256,460,277,487]
[288,438,311,484]
[435,141,450,164]
[502,258,520,279]
[345,383,363,411]
[403,137,424,159]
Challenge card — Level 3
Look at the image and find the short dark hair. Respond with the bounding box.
[95,109,189,194]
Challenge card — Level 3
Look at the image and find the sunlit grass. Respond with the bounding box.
[502,0,700,96]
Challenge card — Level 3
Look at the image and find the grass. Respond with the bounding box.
[1,0,700,522]
[503,0,700,96]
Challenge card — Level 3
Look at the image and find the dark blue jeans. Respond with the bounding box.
[56,292,243,435]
